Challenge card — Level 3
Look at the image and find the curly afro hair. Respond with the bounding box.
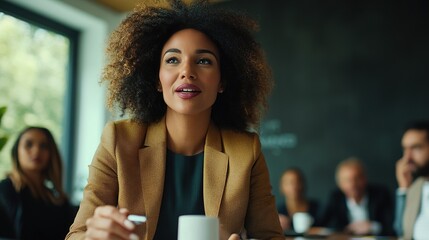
[103,0,273,132]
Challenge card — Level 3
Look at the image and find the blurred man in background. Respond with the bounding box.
[319,158,394,236]
[394,121,429,239]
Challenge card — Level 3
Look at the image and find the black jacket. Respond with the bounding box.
[0,178,77,239]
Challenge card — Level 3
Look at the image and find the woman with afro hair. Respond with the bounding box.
[67,0,283,239]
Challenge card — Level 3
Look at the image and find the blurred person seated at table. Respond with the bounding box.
[277,168,319,232]
[318,157,394,236]
[0,127,77,239]
[394,121,429,239]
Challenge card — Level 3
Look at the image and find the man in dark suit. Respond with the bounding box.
[318,158,394,236]
[394,121,429,239]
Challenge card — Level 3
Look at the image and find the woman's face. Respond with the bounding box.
[280,171,303,199]
[159,28,221,117]
[18,129,50,174]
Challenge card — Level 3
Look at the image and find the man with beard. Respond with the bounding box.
[394,121,429,239]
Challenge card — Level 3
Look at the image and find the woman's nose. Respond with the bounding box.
[31,146,40,156]
[180,61,196,80]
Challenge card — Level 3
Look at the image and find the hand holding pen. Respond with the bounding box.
[84,206,145,240]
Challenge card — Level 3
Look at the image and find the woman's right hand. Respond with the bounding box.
[278,214,290,231]
[85,206,139,240]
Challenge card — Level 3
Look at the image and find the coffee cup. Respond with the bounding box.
[177,215,219,240]
[293,212,313,234]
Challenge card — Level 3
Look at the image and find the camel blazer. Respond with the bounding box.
[402,177,425,239]
[66,118,283,240]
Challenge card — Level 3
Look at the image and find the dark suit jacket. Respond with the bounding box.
[318,184,394,236]
[67,118,283,240]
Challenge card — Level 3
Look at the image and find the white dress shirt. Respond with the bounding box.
[346,196,381,235]
[347,196,369,222]
[413,181,429,240]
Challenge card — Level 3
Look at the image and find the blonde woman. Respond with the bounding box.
[0,127,76,239]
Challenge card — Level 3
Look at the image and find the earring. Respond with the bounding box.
[218,89,224,93]
[157,81,162,92]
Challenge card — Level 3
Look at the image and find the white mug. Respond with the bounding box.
[178,215,219,240]
[293,212,313,234]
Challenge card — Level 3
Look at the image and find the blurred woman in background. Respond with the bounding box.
[277,168,319,232]
[0,126,76,239]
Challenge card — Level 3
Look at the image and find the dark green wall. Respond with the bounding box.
[217,0,429,206]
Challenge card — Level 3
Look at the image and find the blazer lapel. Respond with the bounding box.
[403,177,424,239]
[203,122,229,217]
[138,118,167,240]
[339,193,349,229]
[367,188,376,220]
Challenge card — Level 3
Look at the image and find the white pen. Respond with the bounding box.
[127,215,147,225]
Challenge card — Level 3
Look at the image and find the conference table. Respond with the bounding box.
[285,235,396,240]
[284,228,397,240]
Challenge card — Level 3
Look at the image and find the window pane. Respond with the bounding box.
[0,11,70,178]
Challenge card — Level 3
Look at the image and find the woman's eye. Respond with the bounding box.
[165,57,179,64]
[40,143,49,150]
[197,58,212,65]
[25,140,33,149]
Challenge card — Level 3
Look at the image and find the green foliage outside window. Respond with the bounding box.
[0,12,69,178]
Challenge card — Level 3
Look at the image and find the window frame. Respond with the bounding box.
[0,1,79,194]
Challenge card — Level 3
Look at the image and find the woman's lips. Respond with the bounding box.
[175,84,201,99]
[31,157,42,164]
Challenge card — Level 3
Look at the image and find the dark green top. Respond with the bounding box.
[153,149,205,240]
